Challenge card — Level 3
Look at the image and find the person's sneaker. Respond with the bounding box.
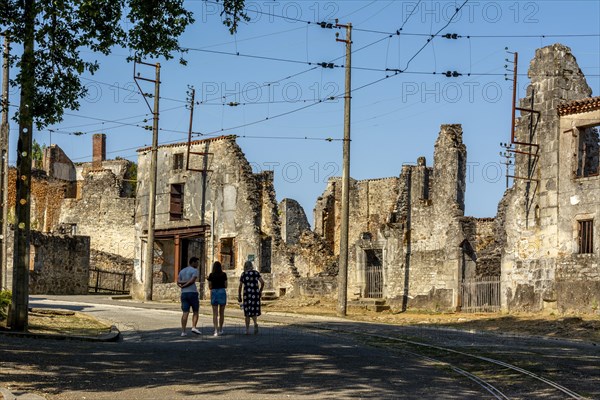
[180,332,187,337]
[213,331,219,337]
[191,328,201,335]
[218,328,224,335]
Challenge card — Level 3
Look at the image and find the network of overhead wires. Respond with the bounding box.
[11,0,598,162]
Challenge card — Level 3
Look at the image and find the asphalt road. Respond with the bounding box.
[0,296,487,400]
[1,296,599,399]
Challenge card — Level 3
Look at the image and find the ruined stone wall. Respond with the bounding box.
[296,276,337,299]
[460,217,500,276]
[394,125,466,310]
[280,198,311,245]
[5,229,89,295]
[7,168,68,233]
[75,159,135,198]
[311,125,468,311]
[60,169,136,259]
[89,249,133,293]
[500,44,595,312]
[43,145,76,182]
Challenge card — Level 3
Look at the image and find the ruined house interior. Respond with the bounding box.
[3,44,599,314]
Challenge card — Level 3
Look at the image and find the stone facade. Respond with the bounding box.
[132,135,294,300]
[60,168,136,259]
[500,44,600,313]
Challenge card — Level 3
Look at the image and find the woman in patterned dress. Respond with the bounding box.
[237,260,265,334]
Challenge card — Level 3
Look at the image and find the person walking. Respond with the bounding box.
[177,257,201,337]
[238,260,264,335]
[207,261,227,336]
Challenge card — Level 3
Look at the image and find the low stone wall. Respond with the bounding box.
[152,283,184,301]
[296,276,337,299]
[6,229,90,295]
[89,249,133,294]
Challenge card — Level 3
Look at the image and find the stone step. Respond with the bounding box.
[261,290,278,301]
[348,298,390,312]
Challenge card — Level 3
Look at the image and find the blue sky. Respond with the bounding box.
[6,0,600,222]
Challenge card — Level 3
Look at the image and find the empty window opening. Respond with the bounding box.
[173,153,184,170]
[219,237,235,270]
[578,219,594,254]
[170,183,184,220]
[576,125,599,177]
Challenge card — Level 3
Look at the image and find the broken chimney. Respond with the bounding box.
[92,133,106,168]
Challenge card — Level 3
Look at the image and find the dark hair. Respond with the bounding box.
[211,261,223,274]
[189,257,200,265]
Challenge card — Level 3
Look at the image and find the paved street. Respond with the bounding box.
[1,296,599,399]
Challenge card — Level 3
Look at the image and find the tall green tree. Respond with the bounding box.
[0,0,246,330]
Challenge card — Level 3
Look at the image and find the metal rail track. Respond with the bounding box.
[306,325,586,399]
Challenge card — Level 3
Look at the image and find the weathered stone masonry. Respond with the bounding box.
[313,125,498,310]
[500,44,600,313]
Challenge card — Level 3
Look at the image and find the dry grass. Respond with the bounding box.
[24,309,111,337]
[264,297,600,343]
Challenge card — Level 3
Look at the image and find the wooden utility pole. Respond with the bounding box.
[0,33,10,291]
[11,0,35,331]
[134,60,160,301]
[336,22,352,317]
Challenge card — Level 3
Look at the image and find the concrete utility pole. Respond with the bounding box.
[11,0,35,331]
[0,33,10,291]
[134,60,161,301]
[336,22,352,317]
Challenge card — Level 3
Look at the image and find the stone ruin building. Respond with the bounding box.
[499,44,600,313]
[1,133,136,295]
[133,135,295,300]
[313,125,496,311]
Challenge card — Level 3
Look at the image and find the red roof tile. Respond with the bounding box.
[557,96,600,116]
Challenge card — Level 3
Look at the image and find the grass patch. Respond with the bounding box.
[26,309,111,337]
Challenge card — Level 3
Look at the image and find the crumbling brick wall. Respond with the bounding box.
[7,168,69,233]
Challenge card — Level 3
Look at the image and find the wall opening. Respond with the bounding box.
[173,153,184,170]
[260,237,272,273]
[169,183,184,220]
[576,125,599,178]
[219,237,235,270]
[578,219,594,254]
[364,249,383,298]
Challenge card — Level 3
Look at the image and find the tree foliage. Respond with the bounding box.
[0,0,246,129]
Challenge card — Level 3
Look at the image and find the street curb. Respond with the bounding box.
[0,324,120,342]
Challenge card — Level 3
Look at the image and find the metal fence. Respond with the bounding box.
[365,265,383,298]
[89,268,132,294]
[460,276,501,313]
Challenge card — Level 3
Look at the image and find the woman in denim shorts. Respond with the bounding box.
[207,261,228,336]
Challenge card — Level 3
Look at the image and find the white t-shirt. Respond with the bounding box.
[178,266,199,293]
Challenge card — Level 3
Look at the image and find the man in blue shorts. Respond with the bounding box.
[177,257,201,336]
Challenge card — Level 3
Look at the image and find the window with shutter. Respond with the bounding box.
[170,183,184,220]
